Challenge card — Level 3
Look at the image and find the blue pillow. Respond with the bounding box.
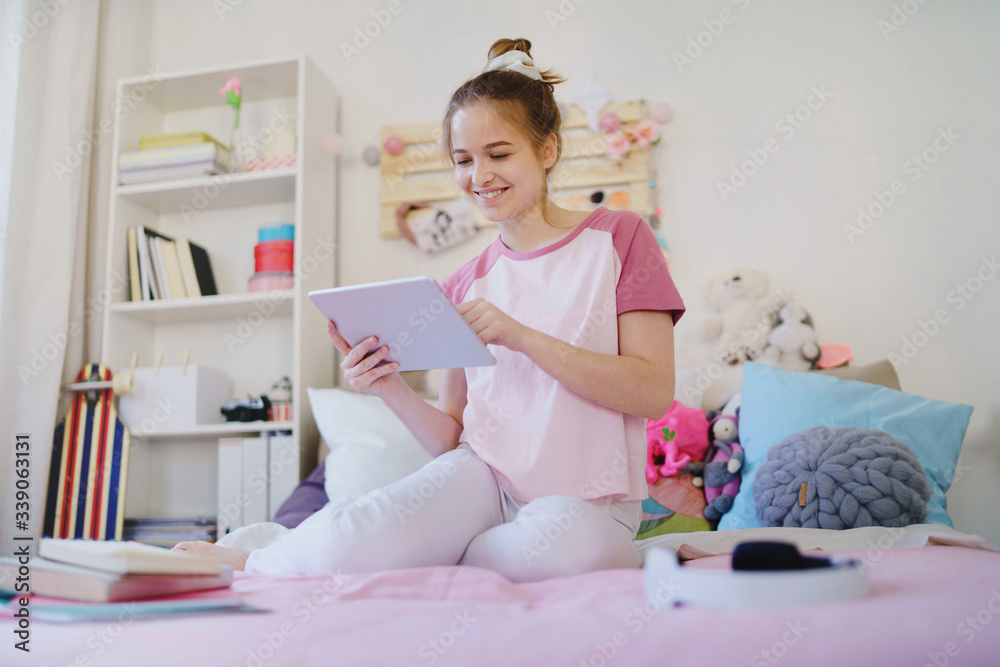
[719,362,974,531]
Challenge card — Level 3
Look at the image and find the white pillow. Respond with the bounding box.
[307,388,434,504]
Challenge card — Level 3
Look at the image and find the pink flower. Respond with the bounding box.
[599,111,621,134]
[632,119,660,148]
[219,76,241,97]
[604,130,630,158]
[220,76,243,128]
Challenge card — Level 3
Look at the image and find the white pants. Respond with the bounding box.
[244,444,642,582]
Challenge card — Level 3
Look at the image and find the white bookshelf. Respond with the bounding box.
[100,55,337,518]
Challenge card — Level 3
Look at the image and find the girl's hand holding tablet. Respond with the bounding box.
[326,320,401,398]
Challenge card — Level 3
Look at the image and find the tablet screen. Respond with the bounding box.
[308,276,496,371]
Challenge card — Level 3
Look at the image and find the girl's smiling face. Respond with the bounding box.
[450,102,556,225]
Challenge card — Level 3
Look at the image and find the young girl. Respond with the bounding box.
[175,38,684,582]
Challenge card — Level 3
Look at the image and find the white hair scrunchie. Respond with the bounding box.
[484,50,542,81]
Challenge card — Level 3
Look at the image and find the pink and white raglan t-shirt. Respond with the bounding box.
[442,207,685,504]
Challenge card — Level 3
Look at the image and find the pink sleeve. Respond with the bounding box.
[614,215,685,323]
[442,242,503,306]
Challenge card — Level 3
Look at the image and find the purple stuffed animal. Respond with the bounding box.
[703,413,744,521]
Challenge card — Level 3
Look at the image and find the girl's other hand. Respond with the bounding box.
[458,298,530,353]
[171,541,250,571]
[326,320,401,398]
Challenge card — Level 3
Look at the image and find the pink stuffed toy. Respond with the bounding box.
[646,401,711,483]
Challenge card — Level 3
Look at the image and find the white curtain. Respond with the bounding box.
[0,1,101,555]
[0,0,23,320]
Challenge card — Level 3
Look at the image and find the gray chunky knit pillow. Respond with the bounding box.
[753,426,931,529]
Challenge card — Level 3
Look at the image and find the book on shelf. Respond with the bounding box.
[0,556,233,603]
[118,140,231,186]
[127,227,142,302]
[39,538,222,576]
[122,516,217,547]
[186,237,218,296]
[138,132,226,151]
[119,157,228,186]
[157,237,188,299]
[150,236,172,299]
[176,238,203,297]
[120,141,230,168]
[128,226,217,301]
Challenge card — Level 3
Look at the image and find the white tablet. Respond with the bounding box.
[308,276,496,371]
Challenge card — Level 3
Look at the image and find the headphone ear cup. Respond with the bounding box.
[733,541,803,570]
[733,541,834,571]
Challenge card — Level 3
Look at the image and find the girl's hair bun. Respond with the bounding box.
[488,38,534,62]
[485,37,564,87]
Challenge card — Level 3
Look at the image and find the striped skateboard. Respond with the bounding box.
[43,364,131,540]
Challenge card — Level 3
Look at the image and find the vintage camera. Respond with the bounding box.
[220,395,271,422]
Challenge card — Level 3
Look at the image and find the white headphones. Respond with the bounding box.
[644,541,869,609]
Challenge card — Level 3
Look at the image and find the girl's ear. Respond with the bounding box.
[541,132,558,170]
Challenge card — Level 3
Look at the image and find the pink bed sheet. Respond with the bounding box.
[6,546,1000,667]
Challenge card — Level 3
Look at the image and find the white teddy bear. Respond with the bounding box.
[676,269,789,412]
[762,303,821,371]
[698,269,788,366]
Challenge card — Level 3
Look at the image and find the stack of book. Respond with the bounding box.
[118,133,230,186]
[123,516,218,548]
[128,225,218,301]
[0,538,233,603]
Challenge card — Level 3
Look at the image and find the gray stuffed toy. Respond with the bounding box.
[753,426,931,529]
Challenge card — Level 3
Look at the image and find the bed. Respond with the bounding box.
[10,525,1000,666]
[6,362,999,666]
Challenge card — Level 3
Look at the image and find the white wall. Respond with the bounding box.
[131,0,999,543]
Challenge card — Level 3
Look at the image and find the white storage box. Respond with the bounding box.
[118,365,230,432]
